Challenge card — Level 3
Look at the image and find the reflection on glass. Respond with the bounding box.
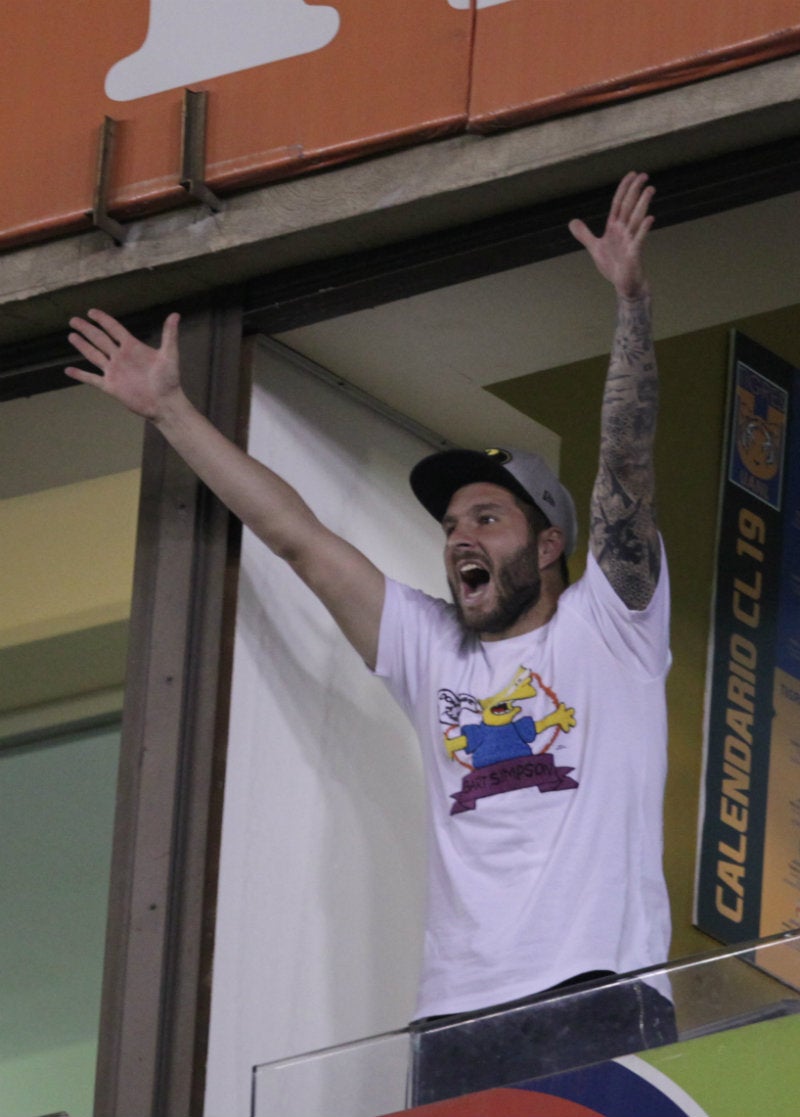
[253,931,800,1117]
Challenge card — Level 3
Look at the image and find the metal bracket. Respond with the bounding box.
[90,116,126,244]
[180,89,222,212]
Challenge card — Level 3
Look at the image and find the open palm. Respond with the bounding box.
[66,309,182,422]
[569,171,654,299]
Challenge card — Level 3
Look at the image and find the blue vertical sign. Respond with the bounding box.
[696,332,799,945]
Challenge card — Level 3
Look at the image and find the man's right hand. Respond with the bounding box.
[66,306,386,668]
[67,309,184,423]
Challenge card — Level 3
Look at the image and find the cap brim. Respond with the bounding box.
[410,450,535,522]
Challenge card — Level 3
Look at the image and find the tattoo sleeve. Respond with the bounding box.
[590,293,661,609]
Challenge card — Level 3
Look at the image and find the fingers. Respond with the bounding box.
[160,312,181,356]
[67,326,111,370]
[86,307,131,345]
[615,172,654,232]
[573,172,654,249]
[68,320,114,361]
[67,308,136,364]
[628,183,655,234]
[567,217,595,250]
[64,365,105,388]
[631,212,655,250]
[66,309,131,389]
[609,171,639,220]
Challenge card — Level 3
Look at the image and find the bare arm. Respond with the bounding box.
[66,310,385,667]
[569,172,660,609]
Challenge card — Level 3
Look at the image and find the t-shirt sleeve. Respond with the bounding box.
[374,578,453,722]
[569,537,671,679]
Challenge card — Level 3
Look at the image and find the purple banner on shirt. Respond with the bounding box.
[450,753,578,814]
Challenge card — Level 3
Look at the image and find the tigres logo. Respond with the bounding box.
[735,385,784,481]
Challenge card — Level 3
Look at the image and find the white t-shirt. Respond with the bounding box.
[375,546,672,1019]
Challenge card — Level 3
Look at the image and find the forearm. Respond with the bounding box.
[153,388,386,666]
[154,388,322,561]
[601,291,658,480]
[590,291,660,606]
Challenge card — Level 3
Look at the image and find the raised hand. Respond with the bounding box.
[66,309,183,422]
[568,171,654,299]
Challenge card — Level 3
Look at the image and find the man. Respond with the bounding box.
[67,172,673,1084]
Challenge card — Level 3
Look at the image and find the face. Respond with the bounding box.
[442,482,542,639]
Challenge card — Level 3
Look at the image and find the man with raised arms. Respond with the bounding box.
[67,173,674,1072]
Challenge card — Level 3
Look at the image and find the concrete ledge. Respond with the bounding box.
[3,54,800,345]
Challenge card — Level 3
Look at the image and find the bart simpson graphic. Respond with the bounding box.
[444,668,575,768]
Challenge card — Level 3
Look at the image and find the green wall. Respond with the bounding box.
[0,725,121,1117]
[490,301,800,960]
[0,1040,99,1117]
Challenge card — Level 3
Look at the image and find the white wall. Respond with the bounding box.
[204,338,449,1117]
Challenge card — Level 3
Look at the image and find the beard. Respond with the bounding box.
[450,542,542,636]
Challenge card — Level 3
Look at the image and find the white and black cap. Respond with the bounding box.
[410,447,578,557]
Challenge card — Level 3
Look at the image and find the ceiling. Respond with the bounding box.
[275,190,800,464]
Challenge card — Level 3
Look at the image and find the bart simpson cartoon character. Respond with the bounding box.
[444,667,575,768]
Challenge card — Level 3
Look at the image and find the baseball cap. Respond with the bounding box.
[410,447,578,557]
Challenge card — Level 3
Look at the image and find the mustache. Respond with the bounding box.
[448,547,493,571]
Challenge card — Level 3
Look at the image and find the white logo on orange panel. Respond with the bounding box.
[447,1,516,8]
[105,0,340,102]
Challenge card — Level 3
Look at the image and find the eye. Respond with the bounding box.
[479,514,497,525]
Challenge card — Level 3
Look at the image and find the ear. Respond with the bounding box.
[537,526,566,572]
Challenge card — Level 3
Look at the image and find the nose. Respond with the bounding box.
[446,523,477,553]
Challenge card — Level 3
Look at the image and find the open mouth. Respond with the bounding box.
[459,561,491,596]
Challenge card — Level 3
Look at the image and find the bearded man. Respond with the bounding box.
[67,172,674,1097]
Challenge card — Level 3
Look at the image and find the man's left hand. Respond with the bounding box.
[568,171,654,300]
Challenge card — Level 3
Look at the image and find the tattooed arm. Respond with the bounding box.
[569,172,660,609]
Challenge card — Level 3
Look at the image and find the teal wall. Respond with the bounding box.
[0,724,121,1117]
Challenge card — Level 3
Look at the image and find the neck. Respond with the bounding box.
[480,578,563,642]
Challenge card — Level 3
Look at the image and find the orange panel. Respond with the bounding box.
[2,1,471,249]
[7,2,800,253]
[469,0,800,129]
